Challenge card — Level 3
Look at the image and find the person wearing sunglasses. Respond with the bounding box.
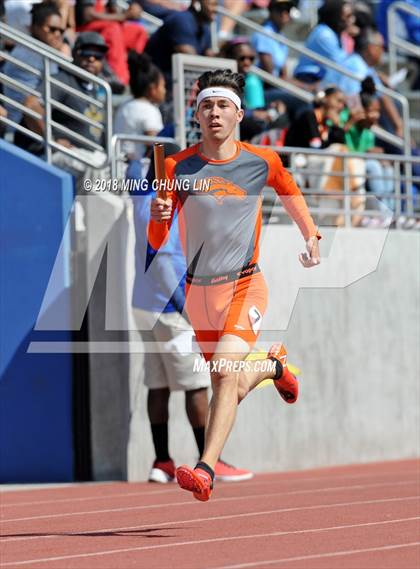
[2,1,66,134]
[222,37,287,141]
[24,32,108,179]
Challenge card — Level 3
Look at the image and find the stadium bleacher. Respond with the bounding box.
[1,0,418,227]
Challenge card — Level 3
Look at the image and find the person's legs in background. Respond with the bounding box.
[366,158,394,221]
[185,387,208,458]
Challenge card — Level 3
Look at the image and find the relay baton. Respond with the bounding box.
[153,142,166,200]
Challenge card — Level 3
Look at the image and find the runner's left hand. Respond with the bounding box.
[299,236,320,268]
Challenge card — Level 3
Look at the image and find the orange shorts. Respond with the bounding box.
[185,271,268,361]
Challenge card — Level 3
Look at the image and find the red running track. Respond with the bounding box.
[1,459,419,569]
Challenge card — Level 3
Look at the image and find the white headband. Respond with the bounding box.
[196,87,242,110]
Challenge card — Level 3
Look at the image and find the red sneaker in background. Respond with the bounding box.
[148,459,176,483]
[214,460,253,482]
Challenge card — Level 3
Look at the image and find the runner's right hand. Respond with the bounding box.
[151,197,173,222]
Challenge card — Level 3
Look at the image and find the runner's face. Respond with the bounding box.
[196,97,243,142]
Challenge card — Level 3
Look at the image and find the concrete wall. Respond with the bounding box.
[127,223,420,480]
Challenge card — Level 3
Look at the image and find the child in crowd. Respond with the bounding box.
[114,52,165,161]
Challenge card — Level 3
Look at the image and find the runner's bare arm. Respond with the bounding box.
[267,151,319,239]
[267,150,320,267]
[147,157,178,250]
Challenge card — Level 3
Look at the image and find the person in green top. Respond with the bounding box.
[341,77,394,217]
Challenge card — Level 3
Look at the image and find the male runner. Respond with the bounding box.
[149,69,320,501]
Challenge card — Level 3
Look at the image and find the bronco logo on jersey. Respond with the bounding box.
[200,177,247,203]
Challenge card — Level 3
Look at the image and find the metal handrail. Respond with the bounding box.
[115,0,163,28]
[259,145,419,224]
[0,19,73,61]
[249,64,313,103]
[388,1,420,76]
[0,49,43,77]
[111,134,419,227]
[111,134,177,180]
[0,22,112,169]
[260,145,420,164]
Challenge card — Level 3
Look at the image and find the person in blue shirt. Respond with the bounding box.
[329,27,384,96]
[145,0,216,86]
[252,0,292,78]
[294,0,354,85]
[130,144,253,484]
[3,1,62,128]
[331,28,404,140]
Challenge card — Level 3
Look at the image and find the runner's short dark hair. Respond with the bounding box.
[197,69,245,99]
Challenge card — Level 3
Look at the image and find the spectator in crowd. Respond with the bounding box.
[377,0,420,90]
[4,0,73,56]
[3,1,63,129]
[222,37,287,141]
[342,77,394,223]
[3,0,41,33]
[76,0,148,85]
[145,0,216,86]
[24,32,108,177]
[294,0,355,85]
[330,28,404,140]
[129,143,254,483]
[285,86,366,226]
[252,0,292,79]
[252,0,317,118]
[114,52,165,161]
[284,85,346,149]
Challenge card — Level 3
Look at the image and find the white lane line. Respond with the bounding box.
[2,518,419,566]
[2,479,418,523]
[218,542,420,568]
[1,490,418,547]
[2,466,419,508]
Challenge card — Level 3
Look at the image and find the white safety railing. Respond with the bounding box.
[388,1,420,77]
[115,0,163,29]
[261,145,420,227]
[111,134,177,180]
[111,134,419,229]
[0,22,112,168]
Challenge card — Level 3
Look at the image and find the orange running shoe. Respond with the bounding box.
[268,343,299,404]
[176,465,213,502]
